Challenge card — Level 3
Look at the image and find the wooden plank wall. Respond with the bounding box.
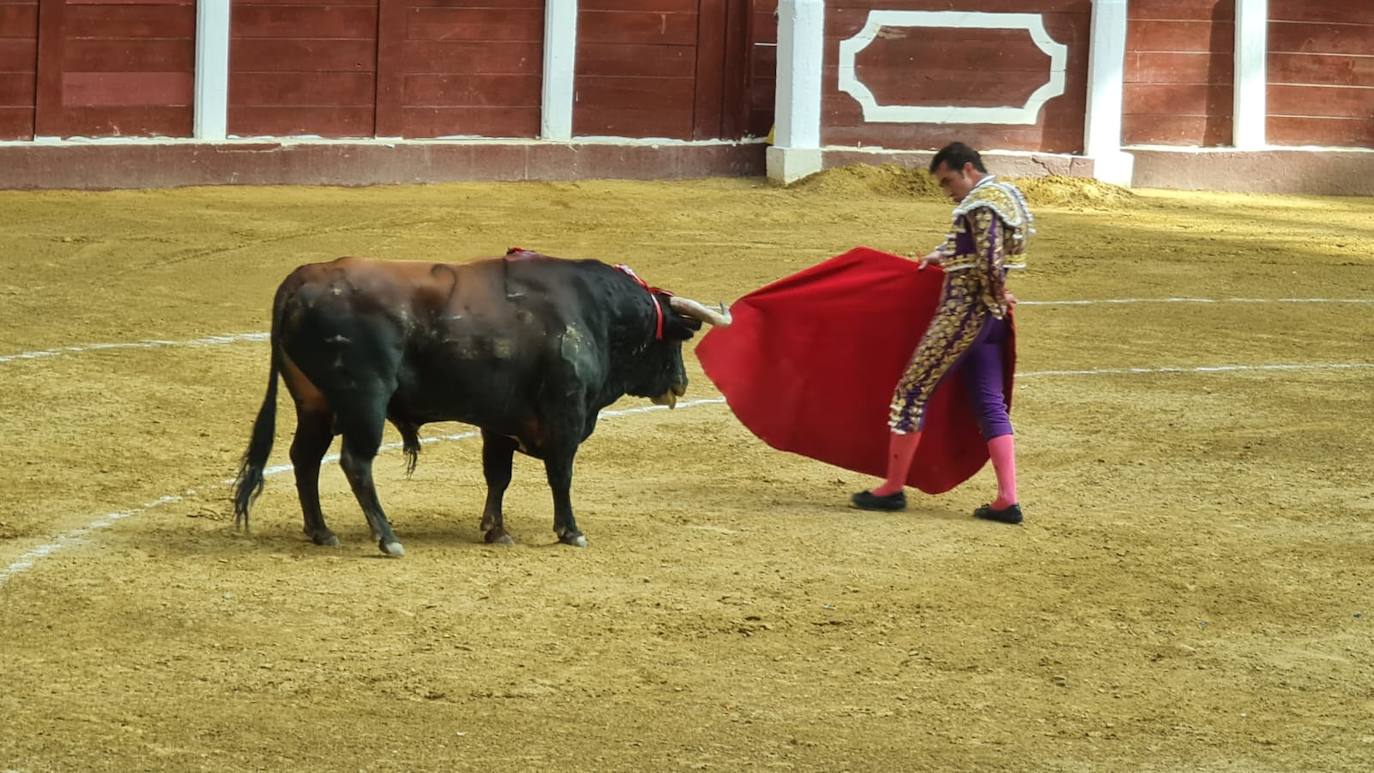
[4,1,773,143]
[34,0,194,138]
[718,0,750,139]
[821,0,1092,153]
[576,0,702,138]
[0,0,36,139]
[1123,0,1233,146]
[1268,1,1374,147]
[376,0,543,138]
[229,0,379,138]
[746,0,775,138]
[574,0,754,140]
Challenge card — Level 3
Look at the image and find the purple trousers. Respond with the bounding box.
[920,314,1013,440]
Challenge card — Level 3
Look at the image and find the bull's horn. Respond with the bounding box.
[669,296,732,327]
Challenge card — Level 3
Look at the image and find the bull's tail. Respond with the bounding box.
[233,356,278,530]
[233,282,290,530]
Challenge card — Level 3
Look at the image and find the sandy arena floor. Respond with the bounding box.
[1,169,1372,771]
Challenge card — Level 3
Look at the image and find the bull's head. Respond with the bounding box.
[635,294,732,409]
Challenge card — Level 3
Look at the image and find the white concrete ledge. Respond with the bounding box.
[767,146,823,184]
[0,141,767,190]
[1130,147,1374,195]
[820,147,1098,179]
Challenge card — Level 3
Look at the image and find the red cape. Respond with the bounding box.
[696,247,1014,494]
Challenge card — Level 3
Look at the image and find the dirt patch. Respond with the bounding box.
[0,177,1371,771]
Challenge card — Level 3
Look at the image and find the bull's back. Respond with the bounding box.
[274,259,461,404]
[281,257,458,313]
[272,256,560,427]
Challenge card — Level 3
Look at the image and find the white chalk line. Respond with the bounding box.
[3,296,1373,367]
[0,495,189,582]
[4,358,1374,589]
[0,288,1361,580]
[1020,362,1374,378]
[0,332,268,365]
[0,398,726,588]
[1018,297,1374,307]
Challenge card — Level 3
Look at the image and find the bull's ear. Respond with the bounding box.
[655,295,700,340]
[665,313,702,340]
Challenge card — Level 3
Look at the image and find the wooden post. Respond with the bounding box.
[766,0,824,183]
[542,0,577,140]
[1084,0,1133,185]
[1233,0,1268,149]
[194,0,231,140]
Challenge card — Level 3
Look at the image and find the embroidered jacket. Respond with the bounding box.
[933,175,1034,318]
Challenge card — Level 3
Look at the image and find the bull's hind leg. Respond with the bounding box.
[337,404,406,557]
[291,407,339,546]
[544,446,587,547]
[479,430,517,545]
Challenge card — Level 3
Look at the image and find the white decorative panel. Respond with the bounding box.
[837,11,1069,125]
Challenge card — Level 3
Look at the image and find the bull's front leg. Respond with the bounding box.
[544,445,587,547]
[479,430,517,545]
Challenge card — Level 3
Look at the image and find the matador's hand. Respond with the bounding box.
[917,251,943,271]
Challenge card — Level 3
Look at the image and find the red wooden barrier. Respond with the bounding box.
[34,0,194,138]
[1122,0,1234,147]
[573,0,763,140]
[746,0,776,138]
[229,0,379,138]
[0,0,37,139]
[375,0,543,139]
[1267,0,1374,147]
[575,0,705,138]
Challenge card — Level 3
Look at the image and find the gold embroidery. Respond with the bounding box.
[888,272,987,432]
[938,178,1033,319]
[890,177,1032,430]
[973,209,1011,318]
[954,178,1034,260]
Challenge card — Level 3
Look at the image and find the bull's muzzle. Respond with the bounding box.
[652,381,687,409]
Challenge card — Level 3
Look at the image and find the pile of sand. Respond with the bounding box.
[791,164,1137,211]
[789,163,945,200]
[1006,175,1136,211]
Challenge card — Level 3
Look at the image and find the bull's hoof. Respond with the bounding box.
[557,531,588,548]
[309,530,340,547]
[484,529,514,546]
[378,539,406,558]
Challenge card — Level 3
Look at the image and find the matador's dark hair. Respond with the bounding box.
[929,142,988,175]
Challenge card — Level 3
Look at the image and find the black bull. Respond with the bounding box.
[232,251,730,556]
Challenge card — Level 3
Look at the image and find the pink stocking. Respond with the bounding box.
[987,434,1018,509]
[872,431,922,496]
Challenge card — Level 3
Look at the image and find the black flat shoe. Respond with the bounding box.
[973,503,1023,524]
[851,490,907,511]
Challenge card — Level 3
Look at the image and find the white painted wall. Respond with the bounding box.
[193,0,231,140]
[1234,0,1268,149]
[837,11,1067,125]
[541,0,578,141]
[768,0,825,182]
[1084,0,1133,185]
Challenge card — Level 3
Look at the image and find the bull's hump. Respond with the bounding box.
[302,258,462,297]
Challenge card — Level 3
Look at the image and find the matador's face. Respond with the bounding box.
[932,161,983,202]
